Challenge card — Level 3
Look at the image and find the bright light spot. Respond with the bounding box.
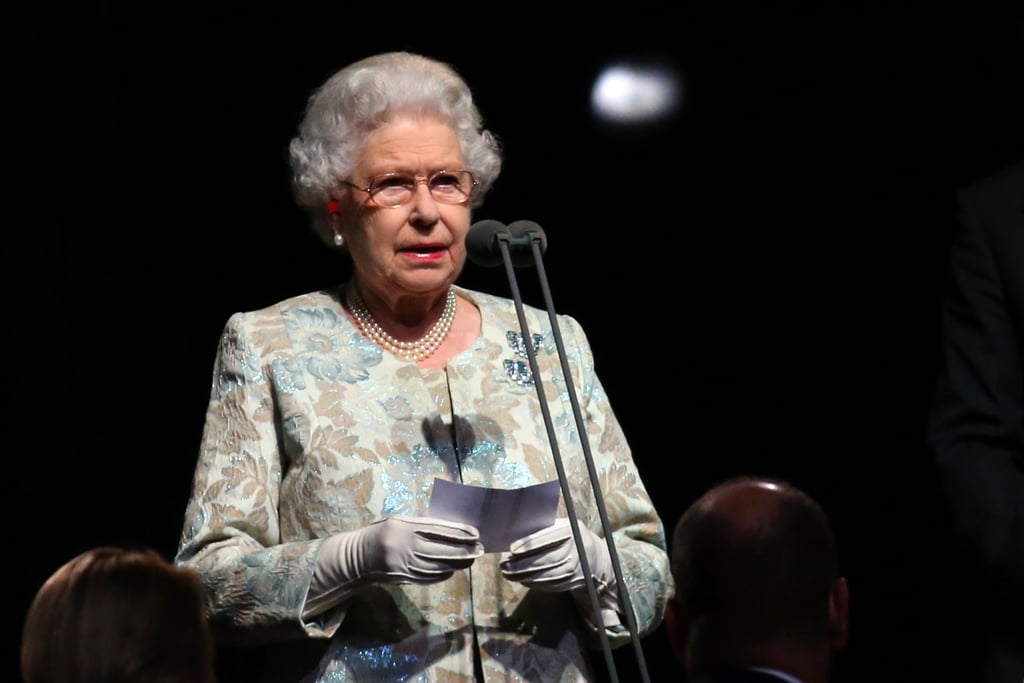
[591,62,682,124]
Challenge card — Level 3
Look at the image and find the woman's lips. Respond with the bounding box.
[401,245,447,260]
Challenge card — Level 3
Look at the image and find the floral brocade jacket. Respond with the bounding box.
[176,285,671,683]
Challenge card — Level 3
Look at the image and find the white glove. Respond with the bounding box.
[304,516,484,616]
[499,518,622,630]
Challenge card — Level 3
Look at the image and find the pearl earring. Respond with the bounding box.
[333,233,345,247]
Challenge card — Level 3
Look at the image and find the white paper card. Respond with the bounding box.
[427,478,561,552]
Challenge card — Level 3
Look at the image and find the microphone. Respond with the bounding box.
[470,216,650,683]
[466,219,507,267]
[506,220,547,260]
[467,219,547,268]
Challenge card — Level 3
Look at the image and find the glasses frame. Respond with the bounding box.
[340,169,477,209]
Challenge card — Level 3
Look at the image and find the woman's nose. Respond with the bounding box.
[409,181,441,223]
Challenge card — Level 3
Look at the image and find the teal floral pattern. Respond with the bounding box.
[176,285,671,682]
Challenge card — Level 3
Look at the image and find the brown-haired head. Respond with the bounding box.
[21,546,216,683]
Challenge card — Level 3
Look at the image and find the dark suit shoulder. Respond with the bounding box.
[959,161,1024,212]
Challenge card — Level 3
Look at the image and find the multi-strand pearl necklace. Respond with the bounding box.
[346,285,457,362]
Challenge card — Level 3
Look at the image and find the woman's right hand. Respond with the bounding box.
[343,516,485,583]
[304,516,484,616]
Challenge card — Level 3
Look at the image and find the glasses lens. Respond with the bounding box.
[428,170,474,204]
[368,174,413,208]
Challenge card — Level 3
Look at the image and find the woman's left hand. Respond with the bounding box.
[500,519,623,629]
[499,519,613,592]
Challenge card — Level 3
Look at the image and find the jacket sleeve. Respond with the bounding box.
[927,166,1024,611]
[175,313,333,644]
[554,312,673,648]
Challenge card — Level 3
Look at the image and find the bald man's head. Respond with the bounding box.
[669,476,845,664]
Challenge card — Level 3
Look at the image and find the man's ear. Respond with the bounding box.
[663,594,691,670]
[827,576,849,652]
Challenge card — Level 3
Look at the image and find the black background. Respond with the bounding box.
[12,4,1024,682]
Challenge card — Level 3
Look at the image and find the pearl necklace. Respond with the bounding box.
[346,285,457,362]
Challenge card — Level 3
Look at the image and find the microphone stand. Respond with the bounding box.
[492,224,651,683]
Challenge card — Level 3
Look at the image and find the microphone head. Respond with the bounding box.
[466,219,508,267]
[506,220,547,255]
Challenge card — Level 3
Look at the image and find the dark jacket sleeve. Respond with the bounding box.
[927,162,1024,610]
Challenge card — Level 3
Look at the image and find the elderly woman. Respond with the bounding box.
[176,51,671,682]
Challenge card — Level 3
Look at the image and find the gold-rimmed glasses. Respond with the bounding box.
[341,169,477,209]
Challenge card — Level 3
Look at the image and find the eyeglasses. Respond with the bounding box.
[341,169,477,209]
